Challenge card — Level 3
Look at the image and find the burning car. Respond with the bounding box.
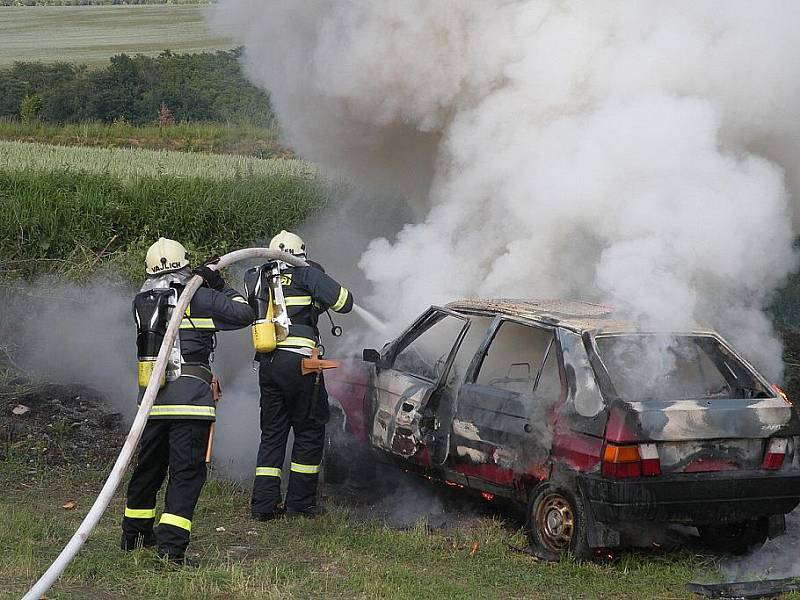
[325,299,800,559]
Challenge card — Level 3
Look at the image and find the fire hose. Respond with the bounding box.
[22,247,307,600]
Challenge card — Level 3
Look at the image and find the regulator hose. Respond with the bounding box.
[22,248,307,600]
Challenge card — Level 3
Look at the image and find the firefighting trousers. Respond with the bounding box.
[122,418,211,558]
[251,351,329,516]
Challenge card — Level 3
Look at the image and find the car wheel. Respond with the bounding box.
[698,518,768,556]
[526,481,592,561]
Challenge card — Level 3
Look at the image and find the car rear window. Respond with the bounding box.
[594,334,771,402]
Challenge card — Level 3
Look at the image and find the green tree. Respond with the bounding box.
[20,93,42,123]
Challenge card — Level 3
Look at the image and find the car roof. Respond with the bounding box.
[445,298,713,335]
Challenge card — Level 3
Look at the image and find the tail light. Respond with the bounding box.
[763,438,788,470]
[602,443,661,478]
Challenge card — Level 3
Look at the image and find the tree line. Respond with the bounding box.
[1,49,273,126]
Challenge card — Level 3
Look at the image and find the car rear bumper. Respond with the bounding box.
[578,470,800,525]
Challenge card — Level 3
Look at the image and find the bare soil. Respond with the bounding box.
[0,378,123,466]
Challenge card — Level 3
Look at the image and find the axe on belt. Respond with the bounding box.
[302,348,339,405]
[205,376,222,463]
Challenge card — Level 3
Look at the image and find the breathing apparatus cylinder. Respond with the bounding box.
[134,287,181,388]
[245,262,289,353]
[252,292,277,353]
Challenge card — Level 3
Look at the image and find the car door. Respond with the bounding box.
[450,318,563,485]
[368,307,469,459]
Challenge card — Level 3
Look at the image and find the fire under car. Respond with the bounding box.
[323,299,800,559]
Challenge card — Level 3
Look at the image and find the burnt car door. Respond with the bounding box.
[449,318,563,485]
[366,307,470,459]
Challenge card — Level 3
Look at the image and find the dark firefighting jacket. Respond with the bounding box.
[137,285,254,420]
[246,262,353,354]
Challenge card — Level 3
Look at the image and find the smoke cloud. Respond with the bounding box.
[0,277,138,418]
[0,277,268,481]
[212,0,800,381]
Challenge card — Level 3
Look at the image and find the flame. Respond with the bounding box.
[480,491,494,501]
[774,384,792,405]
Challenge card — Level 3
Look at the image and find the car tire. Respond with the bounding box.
[526,481,593,561]
[698,518,768,556]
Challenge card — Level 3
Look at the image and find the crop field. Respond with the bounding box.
[0,140,330,280]
[0,140,312,180]
[0,121,287,157]
[0,5,233,66]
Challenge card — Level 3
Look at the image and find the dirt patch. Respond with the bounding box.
[0,377,123,467]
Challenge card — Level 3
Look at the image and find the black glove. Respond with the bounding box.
[194,265,225,291]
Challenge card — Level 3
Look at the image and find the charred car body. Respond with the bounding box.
[325,299,800,559]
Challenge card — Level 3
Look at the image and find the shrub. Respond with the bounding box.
[19,94,42,124]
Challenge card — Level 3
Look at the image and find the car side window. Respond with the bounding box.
[393,312,466,381]
[534,341,561,401]
[475,321,554,395]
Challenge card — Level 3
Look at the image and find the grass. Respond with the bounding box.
[0,166,331,280]
[0,5,233,66]
[0,140,311,179]
[0,455,729,600]
[0,120,288,158]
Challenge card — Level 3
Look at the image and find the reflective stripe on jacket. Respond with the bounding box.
[251,263,353,353]
[137,284,254,420]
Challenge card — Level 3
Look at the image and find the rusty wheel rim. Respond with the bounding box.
[534,493,575,553]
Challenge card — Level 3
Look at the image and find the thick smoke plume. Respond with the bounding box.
[213,0,800,381]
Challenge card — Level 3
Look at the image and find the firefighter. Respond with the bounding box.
[247,230,353,519]
[121,238,254,566]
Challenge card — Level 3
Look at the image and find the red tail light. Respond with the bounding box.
[602,443,661,478]
[763,438,788,470]
[639,443,662,476]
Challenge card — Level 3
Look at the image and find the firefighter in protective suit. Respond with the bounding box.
[121,238,254,565]
[246,231,353,519]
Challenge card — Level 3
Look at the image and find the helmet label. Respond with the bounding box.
[150,261,184,274]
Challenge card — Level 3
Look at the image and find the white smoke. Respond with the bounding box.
[213,0,800,380]
[0,277,138,418]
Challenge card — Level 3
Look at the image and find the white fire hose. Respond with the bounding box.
[23,248,307,600]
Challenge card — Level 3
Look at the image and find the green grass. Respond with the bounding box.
[0,140,311,179]
[0,456,733,600]
[0,5,233,66]
[0,167,330,280]
[0,120,288,158]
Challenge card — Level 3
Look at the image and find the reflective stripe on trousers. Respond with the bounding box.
[160,512,192,532]
[290,462,321,474]
[125,507,156,519]
[255,467,282,478]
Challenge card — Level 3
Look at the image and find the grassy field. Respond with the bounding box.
[0,5,233,66]
[0,139,330,280]
[0,454,719,600]
[0,170,329,280]
[0,120,288,157]
[0,140,311,179]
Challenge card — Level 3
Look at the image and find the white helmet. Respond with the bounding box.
[269,230,306,257]
[145,237,190,276]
